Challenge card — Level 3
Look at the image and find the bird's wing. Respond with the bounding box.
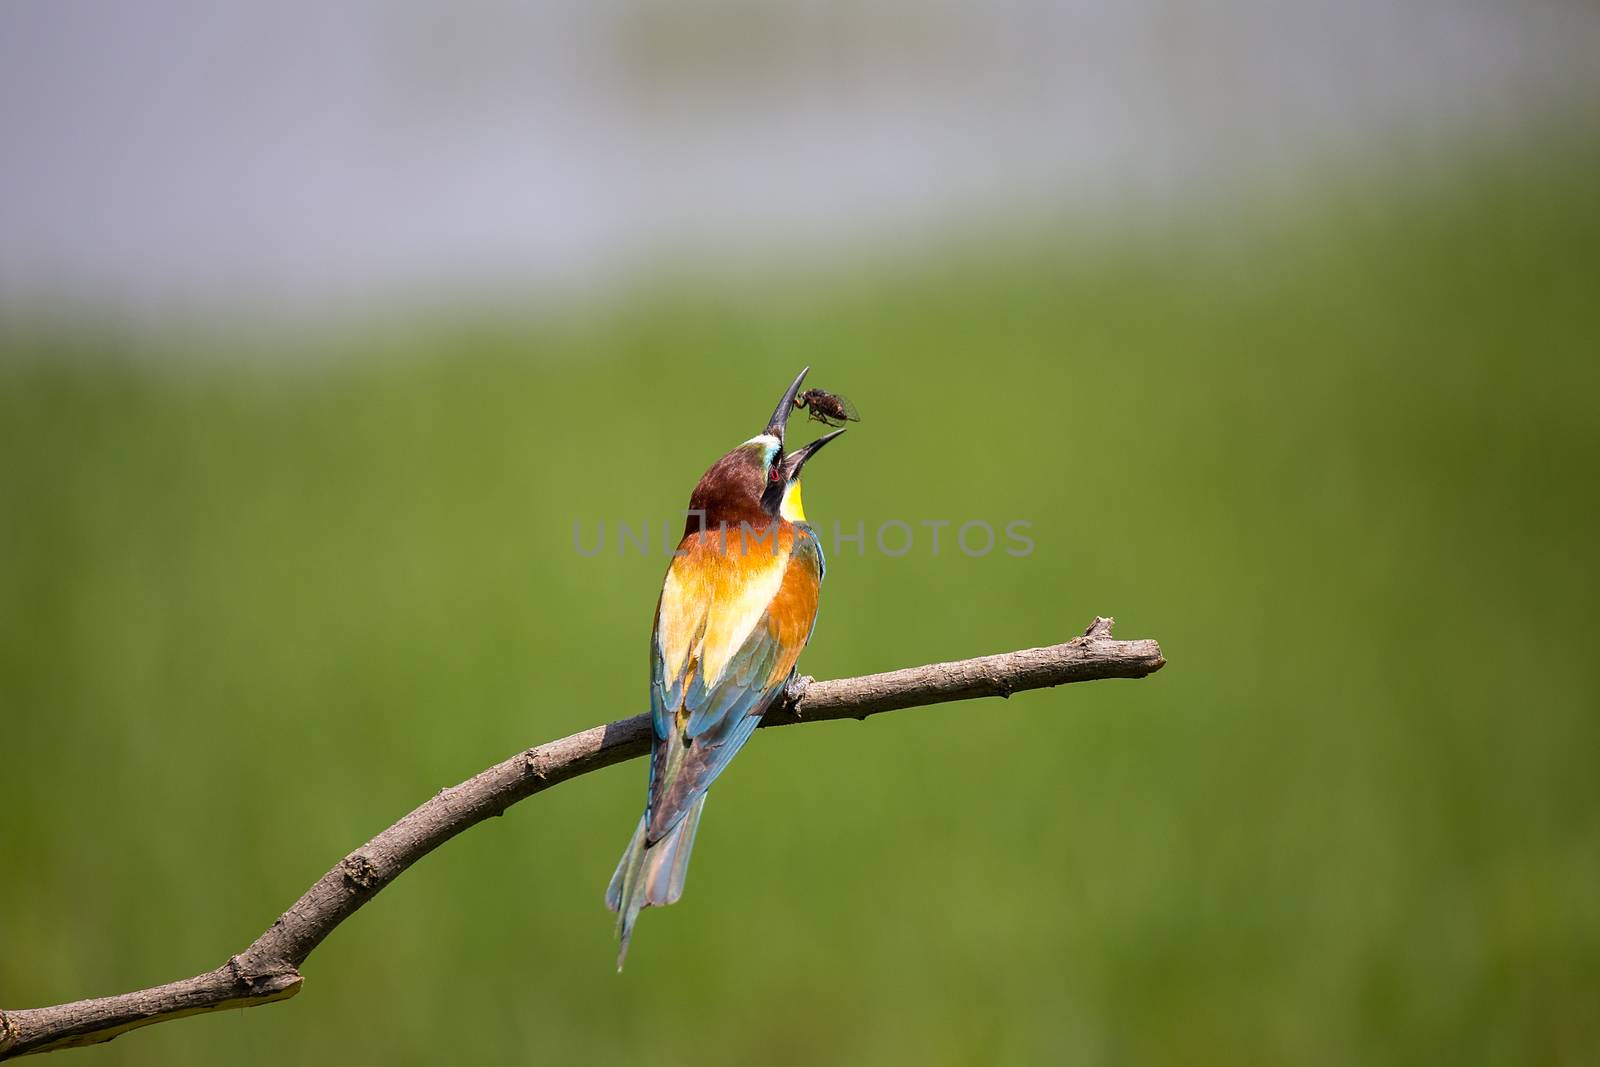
[646,525,823,843]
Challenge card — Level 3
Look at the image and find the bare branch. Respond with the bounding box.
[0,617,1163,1059]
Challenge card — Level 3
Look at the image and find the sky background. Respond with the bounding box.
[2,0,1597,326]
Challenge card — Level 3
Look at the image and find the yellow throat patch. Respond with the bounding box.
[779,479,805,522]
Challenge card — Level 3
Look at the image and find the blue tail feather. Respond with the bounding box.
[606,793,708,970]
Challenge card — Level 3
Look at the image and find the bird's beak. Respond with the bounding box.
[784,427,846,481]
[764,366,810,443]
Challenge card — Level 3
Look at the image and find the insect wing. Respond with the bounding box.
[825,392,860,423]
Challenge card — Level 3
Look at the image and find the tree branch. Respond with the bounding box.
[0,616,1163,1059]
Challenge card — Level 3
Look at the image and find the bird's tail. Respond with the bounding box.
[604,793,707,971]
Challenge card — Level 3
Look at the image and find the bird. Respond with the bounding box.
[606,367,846,969]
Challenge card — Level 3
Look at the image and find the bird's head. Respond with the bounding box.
[685,367,846,531]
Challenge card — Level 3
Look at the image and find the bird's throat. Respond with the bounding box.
[779,480,805,522]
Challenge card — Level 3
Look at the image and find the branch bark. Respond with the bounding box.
[0,617,1163,1059]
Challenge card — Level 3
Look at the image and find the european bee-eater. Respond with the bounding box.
[606,367,845,969]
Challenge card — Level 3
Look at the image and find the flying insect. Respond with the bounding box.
[793,387,860,428]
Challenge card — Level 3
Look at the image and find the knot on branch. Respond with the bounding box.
[783,674,813,718]
[1082,616,1115,639]
[227,956,300,996]
[340,853,377,891]
[0,1008,16,1054]
[524,749,549,780]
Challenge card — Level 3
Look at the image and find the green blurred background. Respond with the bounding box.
[4,5,1600,1065]
[5,143,1598,1063]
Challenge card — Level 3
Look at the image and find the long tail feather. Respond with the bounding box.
[605,793,708,971]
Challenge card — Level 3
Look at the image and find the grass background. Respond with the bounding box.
[3,135,1598,1064]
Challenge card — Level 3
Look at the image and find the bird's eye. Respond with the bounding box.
[769,462,782,484]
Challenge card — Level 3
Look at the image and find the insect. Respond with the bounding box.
[792,388,861,428]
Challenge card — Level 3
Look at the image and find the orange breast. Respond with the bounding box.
[656,522,820,697]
